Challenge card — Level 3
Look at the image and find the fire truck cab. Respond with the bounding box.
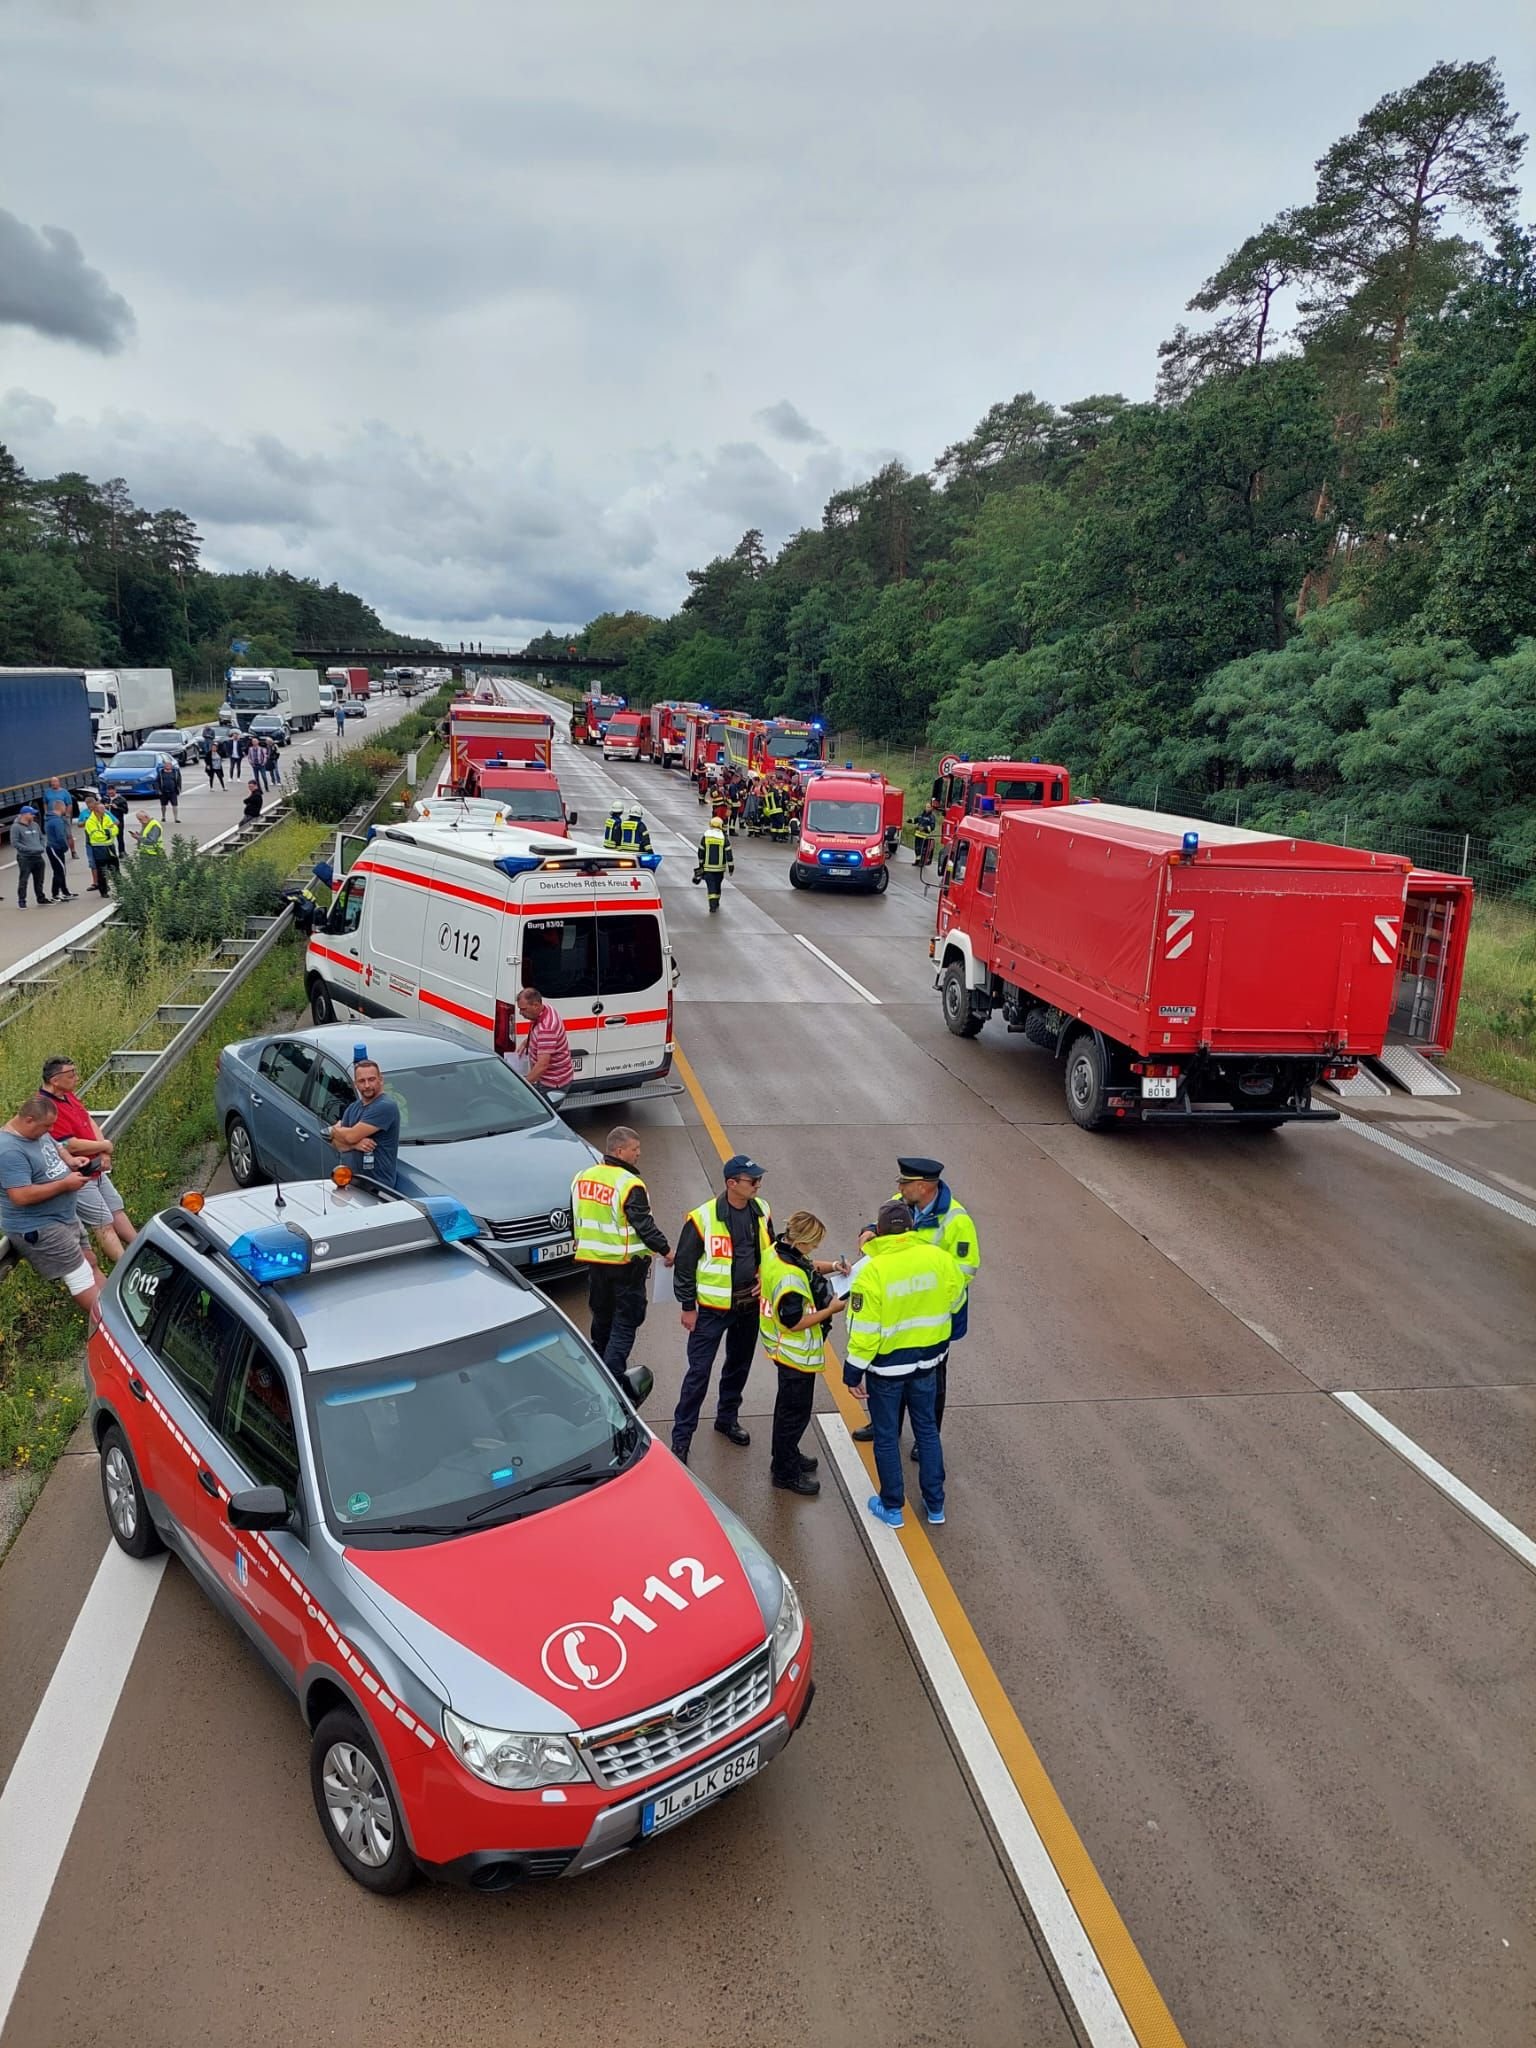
[933,759,1073,854]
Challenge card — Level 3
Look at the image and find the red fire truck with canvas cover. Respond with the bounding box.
[932,801,1472,1129]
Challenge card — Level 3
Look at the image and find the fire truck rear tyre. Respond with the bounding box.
[789,863,812,889]
[311,1708,416,1895]
[870,866,890,894]
[941,963,984,1038]
[1065,1034,1110,1130]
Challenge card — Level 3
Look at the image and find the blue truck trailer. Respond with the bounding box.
[0,668,96,832]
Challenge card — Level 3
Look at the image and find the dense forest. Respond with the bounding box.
[0,450,435,689]
[548,60,1536,885]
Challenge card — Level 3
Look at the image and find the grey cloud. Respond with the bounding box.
[0,209,135,352]
[0,389,866,637]
[755,401,827,446]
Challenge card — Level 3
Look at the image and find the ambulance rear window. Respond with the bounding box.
[522,914,663,998]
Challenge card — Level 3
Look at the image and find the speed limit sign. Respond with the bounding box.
[938,754,960,775]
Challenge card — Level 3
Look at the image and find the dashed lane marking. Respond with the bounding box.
[1342,1118,1536,1228]
[1332,1392,1536,1575]
[673,1038,1188,2048]
[792,933,883,1006]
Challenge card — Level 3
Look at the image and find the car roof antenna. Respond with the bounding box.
[272,1172,286,1212]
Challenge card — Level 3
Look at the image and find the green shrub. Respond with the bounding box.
[356,744,403,778]
[112,836,284,945]
[291,749,377,820]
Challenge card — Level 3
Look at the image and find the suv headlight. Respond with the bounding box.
[442,1711,584,1790]
[770,1570,805,1683]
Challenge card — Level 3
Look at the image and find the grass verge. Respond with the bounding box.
[1450,898,1536,1101]
[0,940,307,1474]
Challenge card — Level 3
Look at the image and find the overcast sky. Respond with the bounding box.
[2,1,1532,644]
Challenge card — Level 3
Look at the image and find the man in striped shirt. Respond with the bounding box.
[512,986,575,1093]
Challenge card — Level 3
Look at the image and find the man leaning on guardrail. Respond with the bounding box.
[0,1095,104,1314]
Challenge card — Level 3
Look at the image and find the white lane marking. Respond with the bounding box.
[793,933,882,1006]
[1332,1393,1536,1575]
[0,1545,165,2028]
[1343,1118,1536,1229]
[819,1415,1139,2048]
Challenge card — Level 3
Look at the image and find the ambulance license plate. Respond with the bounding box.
[532,1238,574,1263]
[1141,1077,1178,1100]
[642,1745,760,1835]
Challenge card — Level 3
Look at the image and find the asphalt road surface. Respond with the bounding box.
[0,706,389,980]
[0,685,1531,2048]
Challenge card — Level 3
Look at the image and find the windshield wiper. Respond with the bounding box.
[461,1459,609,1523]
[369,1520,468,1535]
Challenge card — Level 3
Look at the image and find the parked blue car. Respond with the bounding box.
[97,749,175,798]
[213,1019,596,1276]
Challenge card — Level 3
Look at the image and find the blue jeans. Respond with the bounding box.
[867,1368,943,1514]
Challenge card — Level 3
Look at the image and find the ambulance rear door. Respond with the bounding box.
[516,867,600,1082]
[589,870,671,1085]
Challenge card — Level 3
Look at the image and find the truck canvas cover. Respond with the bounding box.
[992,805,1413,1056]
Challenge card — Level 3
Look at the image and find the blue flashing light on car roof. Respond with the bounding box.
[493,853,547,878]
[228,1226,313,1284]
[639,851,662,872]
[418,1195,480,1244]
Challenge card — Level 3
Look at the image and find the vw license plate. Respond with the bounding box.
[532,1238,574,1263]
[641,1745,760,1835]
[1141,1077,1179,1100]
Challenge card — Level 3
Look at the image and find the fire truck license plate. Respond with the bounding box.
[642,1745,760,1835]
[1141,1077,1178,1100]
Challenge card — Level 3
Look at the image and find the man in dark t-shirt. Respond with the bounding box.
[327,1059,400,1186]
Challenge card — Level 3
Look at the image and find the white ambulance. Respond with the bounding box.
[305,822,676,1099]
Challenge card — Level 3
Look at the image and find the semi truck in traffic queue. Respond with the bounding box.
[326,665,371,700]
[0,668,97,829]
[222,668,324,732]
[84,667,176,756]
[790,768,905,892]
[932,801,1472,1130]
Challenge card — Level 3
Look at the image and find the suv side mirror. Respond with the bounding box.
[227,1485,290,1531]
[623,1365,654,1409]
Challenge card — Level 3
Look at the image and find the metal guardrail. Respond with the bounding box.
[0,907,296,1283]
[0,754,440,1289]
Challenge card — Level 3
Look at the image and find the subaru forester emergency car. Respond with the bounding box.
[87,1178,814,1892]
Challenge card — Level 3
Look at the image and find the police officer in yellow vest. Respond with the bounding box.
[571,1126,672,1388]
[670,1153,771,1461]
[844,1199,966,1528]
[761,1210,851,1497]
[695,815,733,914]
[852,1155,980,1456]
[132,811,166,856]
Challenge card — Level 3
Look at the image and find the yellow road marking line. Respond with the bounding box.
[674,1034,1189,2048]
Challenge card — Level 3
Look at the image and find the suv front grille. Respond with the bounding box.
[484,1213,569,1244]
[581,1646,772,1788]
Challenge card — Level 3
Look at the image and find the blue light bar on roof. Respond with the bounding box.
[228,1226,312,1284]
[493,853,546,878]
[639,852,662,872]
[418,1195,480,1244]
